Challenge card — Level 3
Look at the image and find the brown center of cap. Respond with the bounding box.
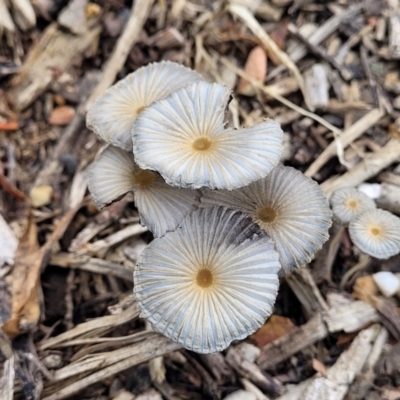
[134,170,156,188]
[192,137,212,151]
[346,199,359,210]
[257,206,277,223]
[368,225,382,238]
[196,268,213,288]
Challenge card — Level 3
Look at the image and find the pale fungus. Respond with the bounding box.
[349,208,400,259]
[86,61,202,150]
[134,207,281,353]
[132,81,284,190]
[330,187,376,225]
[88,145,200,237]
[200,165,332,274]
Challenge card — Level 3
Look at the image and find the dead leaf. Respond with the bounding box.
[311,358,327,377]
[2,213,42,339]
[2,202,85,339]
[48,105,75,125]
[251,315,295,348]
[353,275,379,305]
[237,45,267,96]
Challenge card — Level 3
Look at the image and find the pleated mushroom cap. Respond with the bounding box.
[349,209,400,259]
[88,145,200,237]
[86,61,203,150]
[200,165,332,274]
[330,187,376,225]
[132,81,283,190]
[134,207,280,354]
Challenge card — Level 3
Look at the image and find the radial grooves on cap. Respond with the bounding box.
[200,165,332,273]
[86,61,203,150]
[132,81,283,190]
[134,207,280,353]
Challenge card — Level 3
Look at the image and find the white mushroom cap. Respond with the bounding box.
[132,81,283,190]
[200,165,332,274]
[134,207,280,354]
[88,145,200,237]
[86,61,203,150]
[330,187,376,225]
[349,208,400,259]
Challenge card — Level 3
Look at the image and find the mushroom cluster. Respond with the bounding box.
[330,187,400,259]
[87,61,332,353]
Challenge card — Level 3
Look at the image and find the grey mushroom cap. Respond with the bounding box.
[200,165,332,274]
[86,61,203,150]
[134,206,281,354]
[330,187,376,225]
[349,208,400,259]
[88,145,200,237]
[132,81,284,190]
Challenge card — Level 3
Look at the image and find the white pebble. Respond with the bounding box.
[373,271,400,298]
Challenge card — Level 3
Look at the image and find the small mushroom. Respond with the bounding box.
[88,145,200,237]
[86,61,203,150]
[200,165,332,274]
[330,187,376,225]
[134,206,280,353]
[349,208,400,259]
[132,81,283,190]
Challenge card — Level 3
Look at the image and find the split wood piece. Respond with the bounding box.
[240,378,271,400]
[226,347,282,396]
[52,332,159,381]
[346,326,388,400]
[303,64,329,110]
[268,3,365,80]
[42,336,181,400]
[58,0,87,34]
[256,301,379,369]
[199,353,234,385]
[305,108,385,178]
[9,23,101,110]
[0,0,15,34]
[256,313,328,370]
[228,4,314,111]
[389,15,400,59]
[360,46,379,107]
[313,224,345,284]
[285,269,329,320]
[375,298,400,341]
[9,0,36,30]
[82,224,148,257]
[287,23,353,81]
[323,300,379,333]
[255,2,284,22]
[68,198,129,252]
[50,252,134,281]
[301,324,382,400]
[39,302,139,350]
[321,139,400,196]
[112,390,135,400]
[378,171,400,187]
[376,183,400,215]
